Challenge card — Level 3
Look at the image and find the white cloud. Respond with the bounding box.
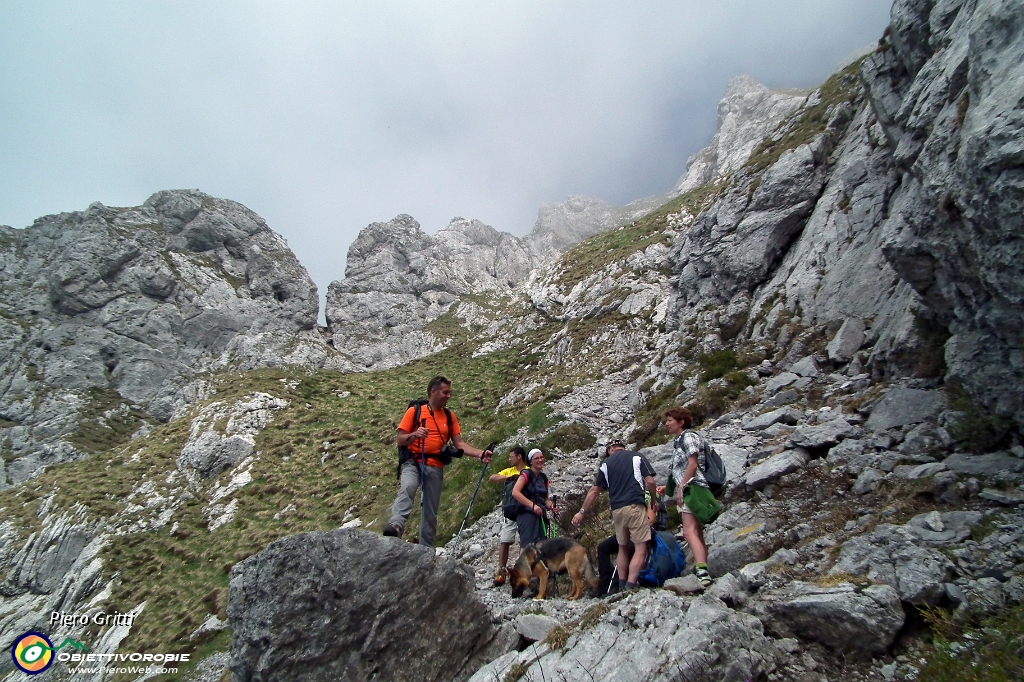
[0,1,893,320]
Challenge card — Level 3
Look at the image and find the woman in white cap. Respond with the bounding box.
[511,448,555,546]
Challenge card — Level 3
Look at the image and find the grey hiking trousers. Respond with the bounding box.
[389,461,444,547]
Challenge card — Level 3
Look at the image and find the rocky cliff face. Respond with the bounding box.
[324,195,662,371]
[325,215,541,370]
[659,0,1024,433]
[0,190,334,487]
[673,75,809,195]
[867,0,1024,429]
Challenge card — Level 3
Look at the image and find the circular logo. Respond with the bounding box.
[11,632,54,675]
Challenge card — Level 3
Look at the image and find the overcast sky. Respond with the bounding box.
[1,1,893,320]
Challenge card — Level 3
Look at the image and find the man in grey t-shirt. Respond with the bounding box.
[572,441,658,591]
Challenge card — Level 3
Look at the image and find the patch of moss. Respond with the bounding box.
[946,383,1014,453]
[541,422,596,453]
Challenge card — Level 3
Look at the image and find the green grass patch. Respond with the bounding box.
[744,59,864,177]
[629,376,690,448]
[504,663,530,682]
[543,602,611,650]
[697,349,739,382]
[66,387,150,455]
[525,401,561,435]
[541,422,596,453]
[915,603,1024,681]
[686,372,757,426]
[6,330,612,663]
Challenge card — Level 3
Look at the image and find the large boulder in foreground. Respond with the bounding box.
[228,529,497,682]
[470,591,780,682]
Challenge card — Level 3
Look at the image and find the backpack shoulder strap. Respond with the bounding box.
[444,407,453,443]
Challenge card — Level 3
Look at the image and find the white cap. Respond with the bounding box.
[527,448,542,463]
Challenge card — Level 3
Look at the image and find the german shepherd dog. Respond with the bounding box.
[510,537,597,600]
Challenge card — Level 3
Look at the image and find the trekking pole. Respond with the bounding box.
[418,418,428,539]
[458,441,497,536]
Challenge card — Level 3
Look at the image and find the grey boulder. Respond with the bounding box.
[789,418,856,450]
[228,529,497,682]
[743,448,809,489]
[864,388,947,432]
[830,524,956,605]
[826,318,866,363]
[749,581,904,660]
[470,591,780,682]
[742,408,802,431]
[705,502,781,576]
[944,451,1024,478]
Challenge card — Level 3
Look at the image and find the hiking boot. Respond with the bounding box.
[694,567,714,588]
[382,523,402,538]
[493,567,508,587]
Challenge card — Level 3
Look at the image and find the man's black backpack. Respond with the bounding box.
[501,476,520,519]
[396,400,455,478]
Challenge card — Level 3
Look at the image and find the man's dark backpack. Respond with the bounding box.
[501,477,520,519]
[396,400,455,478]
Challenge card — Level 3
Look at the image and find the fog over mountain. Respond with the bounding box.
[0,2,891,319]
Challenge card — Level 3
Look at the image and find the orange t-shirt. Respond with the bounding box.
[398,405,461,468]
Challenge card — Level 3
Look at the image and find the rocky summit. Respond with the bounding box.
[2,0,1024,681]
[0,190,341,487]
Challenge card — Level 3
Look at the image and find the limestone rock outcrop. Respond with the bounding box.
[325,215,539,369]
[656,0,1024,436]
[865,0,1024,429]
[529,194,664,253]
[228,529,497,682]
[673,75,809,195]
[323,193,667,371]
[0,190,334,485]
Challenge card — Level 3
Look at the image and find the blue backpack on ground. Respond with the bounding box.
[638,530,686,586]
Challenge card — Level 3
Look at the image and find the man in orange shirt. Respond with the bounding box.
[383,375,493,547]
